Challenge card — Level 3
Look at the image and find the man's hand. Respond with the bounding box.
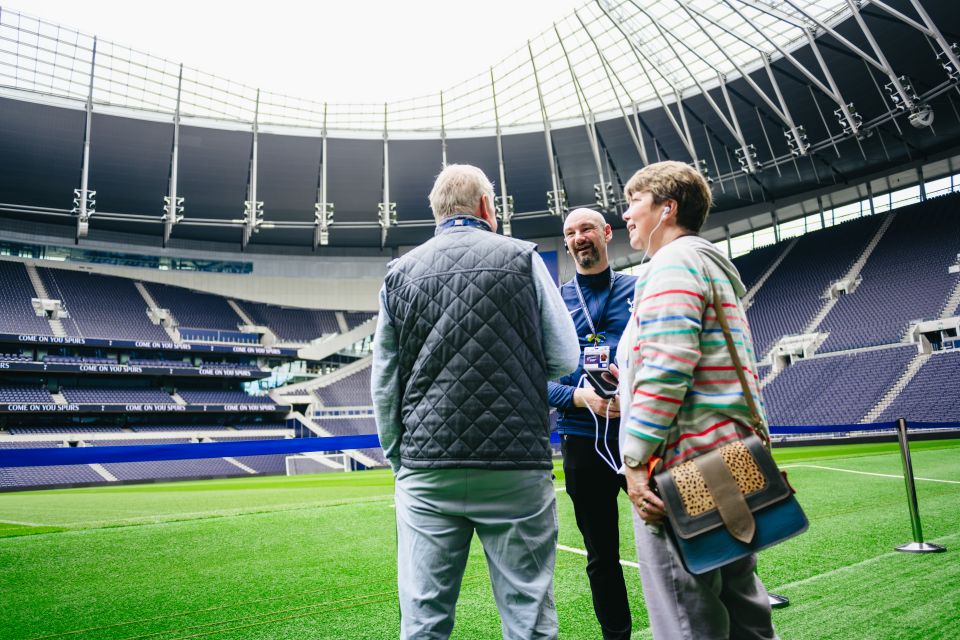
[573,386,620,418]
[625,464,666,525]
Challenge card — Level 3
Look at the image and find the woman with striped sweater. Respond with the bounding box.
[616,161,778,640]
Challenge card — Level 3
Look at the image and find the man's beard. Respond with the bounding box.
[574,244,601,269]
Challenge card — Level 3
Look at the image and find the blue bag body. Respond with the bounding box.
[655,435,808,575]
[667,492,808,574]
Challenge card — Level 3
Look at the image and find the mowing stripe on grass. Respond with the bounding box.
[28,582,378,639]
[49,494,396,529]
[771,531,959,593]
[783,464,960,484]
[120,576,488,640]
[558,543,640,569]
[116,591,399,640]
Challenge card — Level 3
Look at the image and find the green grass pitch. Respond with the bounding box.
[1,439,958,639]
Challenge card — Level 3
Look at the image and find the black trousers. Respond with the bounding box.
[561,433,632,640]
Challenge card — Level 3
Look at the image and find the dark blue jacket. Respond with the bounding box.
[547,268,637,439]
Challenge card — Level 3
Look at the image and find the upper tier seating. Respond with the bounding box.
[238,301,339,342]
[731,242,787,292]
[817,194,960,352]
[746,215,884,358]
[38,268,169,341]
[0,261,55,336]
[144,283,244,332]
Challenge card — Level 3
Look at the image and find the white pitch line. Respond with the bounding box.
[771,531,959,592]
[782,463,960,484]
[557,543,640,569]
[0,518,48,527]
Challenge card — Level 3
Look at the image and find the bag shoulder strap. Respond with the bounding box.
[708,278,769,449]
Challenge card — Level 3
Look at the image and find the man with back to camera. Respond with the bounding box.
[371,163,580,640]
[547,208,638,640]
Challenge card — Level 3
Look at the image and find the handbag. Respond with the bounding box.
[652,281,808,575]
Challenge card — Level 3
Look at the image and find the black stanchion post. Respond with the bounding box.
[894,417,946,553]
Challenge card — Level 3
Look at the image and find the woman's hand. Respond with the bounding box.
[625,464,667,525]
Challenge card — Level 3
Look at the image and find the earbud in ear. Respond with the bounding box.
[661,207,670,219]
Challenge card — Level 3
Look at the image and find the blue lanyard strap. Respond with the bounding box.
[574,270,616,345]
[436,215,491,234]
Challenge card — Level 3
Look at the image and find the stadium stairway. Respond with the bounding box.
[227,300,256,326]
[88,463,117,482]
[801,212,895,337]
[939,278,960,319]
[226,300,278,346]
[274,356,372,402]
[135,282,181,343]
[860,351,931,423]
[25,263,68,337]
[743,238,798,307]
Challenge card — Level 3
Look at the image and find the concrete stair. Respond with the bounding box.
[135,281,180,342]
[25,264,69,337]
[860,351,930,423]
[743,238,797,307]
[801,213,895,337]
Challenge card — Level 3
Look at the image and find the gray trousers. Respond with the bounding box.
[394,467,558,640]
[632,512,778,640]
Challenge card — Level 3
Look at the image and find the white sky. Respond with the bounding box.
[16,0,586,104]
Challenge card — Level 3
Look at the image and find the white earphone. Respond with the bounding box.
[661,206,670,219]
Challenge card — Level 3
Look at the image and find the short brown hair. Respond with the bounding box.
[624,161,712,232]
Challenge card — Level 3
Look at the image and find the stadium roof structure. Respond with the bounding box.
[0,0,958,252]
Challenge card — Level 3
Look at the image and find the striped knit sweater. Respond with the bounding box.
[616,235,770,471]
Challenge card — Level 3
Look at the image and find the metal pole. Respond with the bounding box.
[490,68,512,236]
[894,418,946,553]
[76,36,97,241]
[164,63,184,248]
[440,91,448,168]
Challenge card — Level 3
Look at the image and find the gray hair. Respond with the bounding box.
[428,164,495,223]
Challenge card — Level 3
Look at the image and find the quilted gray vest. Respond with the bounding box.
[383,224,552,470]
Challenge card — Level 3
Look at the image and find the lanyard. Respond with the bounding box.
[574,270,616,345]
[436,215,491,233]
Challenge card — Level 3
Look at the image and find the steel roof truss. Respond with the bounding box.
[680,3,806,155]
[597,0,699,165]
[553,23,610,212]
[528,40,566,218]
[632,1,757,172]
[573,9,649,168]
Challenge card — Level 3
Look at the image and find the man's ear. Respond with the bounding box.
[603,223,613,242]
[477,194,497,228]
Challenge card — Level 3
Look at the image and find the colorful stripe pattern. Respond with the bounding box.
[620,238,770,470]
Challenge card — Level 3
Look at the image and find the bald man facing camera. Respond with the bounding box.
[547,208,637,640]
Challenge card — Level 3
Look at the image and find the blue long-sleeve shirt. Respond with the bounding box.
[371,224,580,473]
[546,267,637,440]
